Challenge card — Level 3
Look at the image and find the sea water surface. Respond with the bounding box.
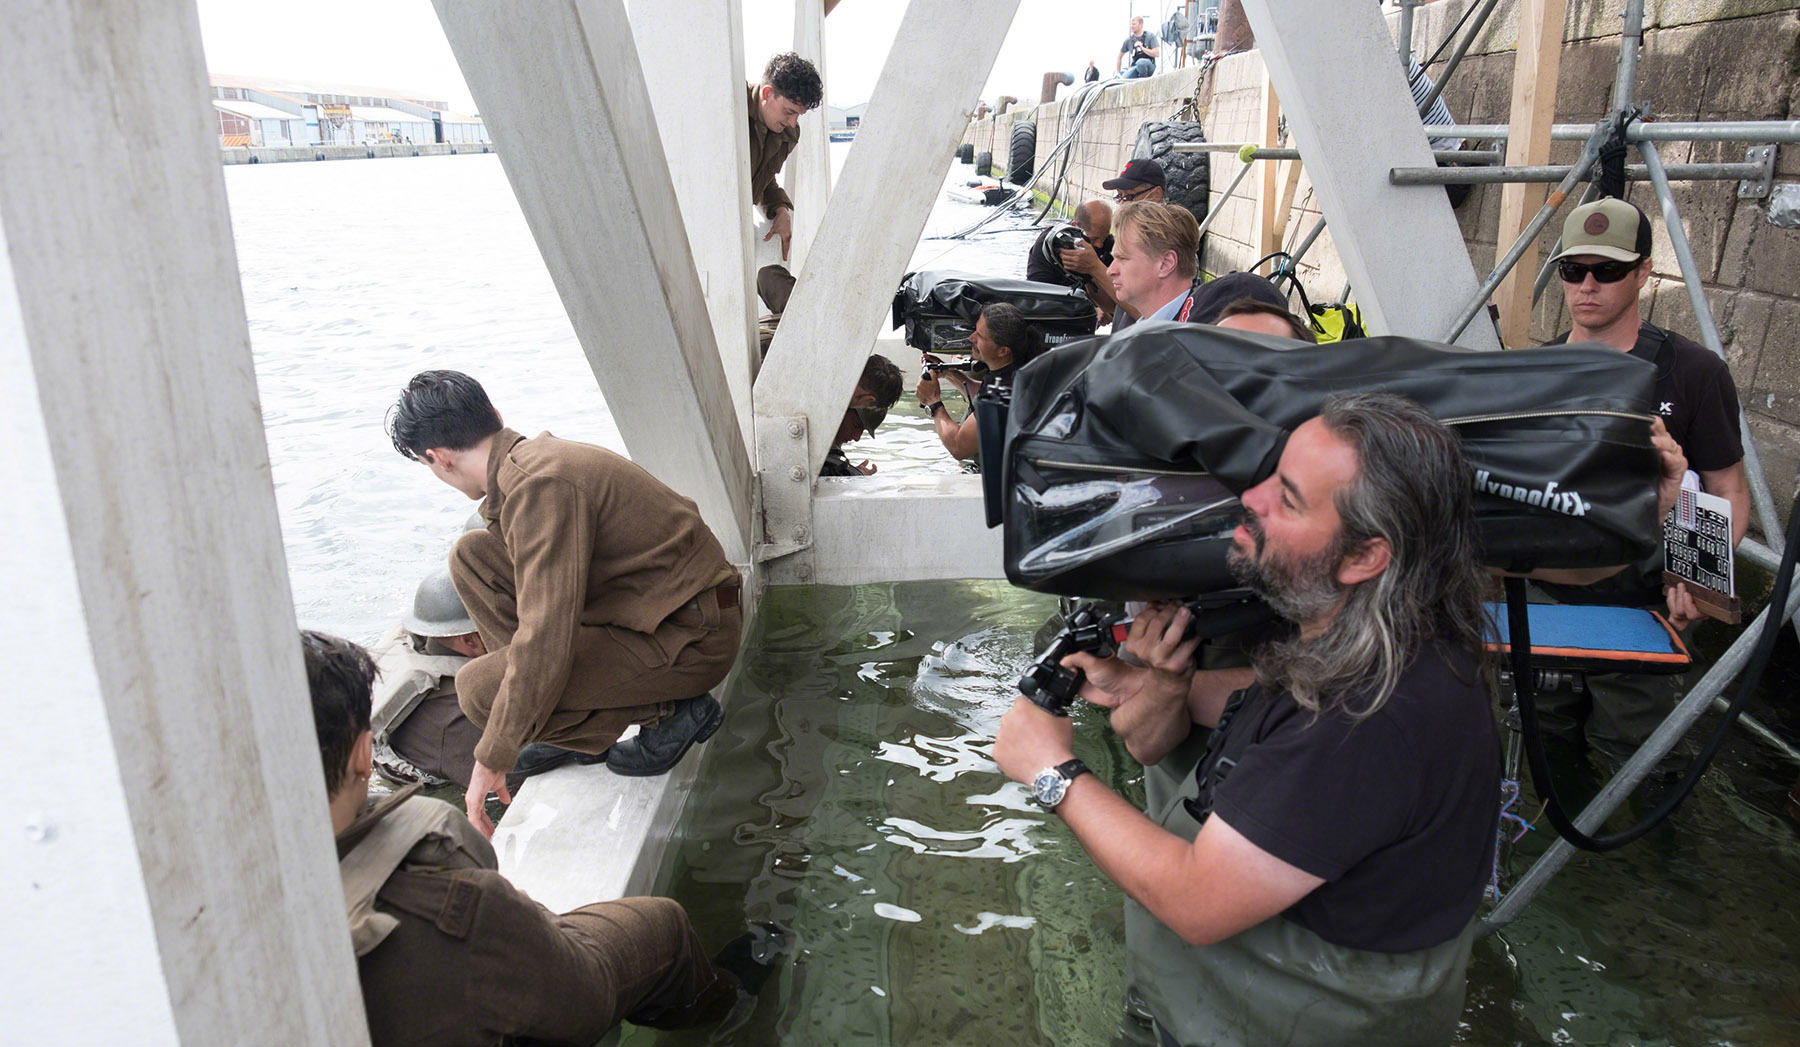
[228,149,1800,1046]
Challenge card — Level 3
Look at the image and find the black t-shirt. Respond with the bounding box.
[1026,225,1113,288]
[1187,643,1499,953]
[1545,322,1743,472]
[1540,323,1744,605]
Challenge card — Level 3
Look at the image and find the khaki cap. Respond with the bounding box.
[1550,198,1651,264]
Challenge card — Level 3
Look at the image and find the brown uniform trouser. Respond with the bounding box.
[361,877,739,1047]
[450,527,742,759]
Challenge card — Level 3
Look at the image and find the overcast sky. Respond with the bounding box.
[195,1,1188,112]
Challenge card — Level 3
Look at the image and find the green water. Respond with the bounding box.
[621,582,1800,1047]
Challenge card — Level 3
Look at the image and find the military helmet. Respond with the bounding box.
[403,568,477,638]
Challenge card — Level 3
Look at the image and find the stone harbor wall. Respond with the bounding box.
[961,0,1800,511]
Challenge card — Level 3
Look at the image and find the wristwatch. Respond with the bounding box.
[926,401,946,416]
[1031,759,1091,810]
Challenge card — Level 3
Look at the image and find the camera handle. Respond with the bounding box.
[1018,594,1278,716]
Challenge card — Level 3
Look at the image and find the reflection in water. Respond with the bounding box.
[624,582,1141,1047]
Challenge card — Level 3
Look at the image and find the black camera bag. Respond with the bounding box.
[892,270,1099,353]
[995,320,1661,600]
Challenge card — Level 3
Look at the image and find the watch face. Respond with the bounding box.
[1032,768,1069,808]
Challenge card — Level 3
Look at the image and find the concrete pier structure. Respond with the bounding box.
[3,1,369,1041]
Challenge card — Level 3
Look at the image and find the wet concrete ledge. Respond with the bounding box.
[219,142,494,165]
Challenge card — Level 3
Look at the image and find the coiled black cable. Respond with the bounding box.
[1507,484,1800,850]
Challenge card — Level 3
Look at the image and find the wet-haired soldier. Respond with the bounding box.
[388,371,742,836]
[305,629,780,1046]
[747,51,824,315]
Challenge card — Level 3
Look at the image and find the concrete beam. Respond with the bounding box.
[787,0,833,274]
[755,0,1022,480]
[434,0,754,561]
[1241,0,1503,350]
[765,478,1005,586]
[0,2,367,1041]
[630,0,759,448]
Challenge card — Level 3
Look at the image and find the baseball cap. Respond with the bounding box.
[1103,158,1166,191]
[1550,198,1651,264]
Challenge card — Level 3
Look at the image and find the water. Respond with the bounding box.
[229,147,1038,643]
[229,152,1800,1046]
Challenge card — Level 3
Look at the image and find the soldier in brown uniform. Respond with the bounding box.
[305,630,783,1046]
[747,51,823,316]
[388,371,742,835]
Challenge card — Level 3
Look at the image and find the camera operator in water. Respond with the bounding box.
[916,303,1039,462]
[994,393,1501,1046]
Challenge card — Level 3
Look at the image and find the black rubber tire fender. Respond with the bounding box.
[1132,120,1210,229]
[1009,119,1037,185]
[975,150,993,177]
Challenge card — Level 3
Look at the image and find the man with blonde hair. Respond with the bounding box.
[1108,201,1200,331]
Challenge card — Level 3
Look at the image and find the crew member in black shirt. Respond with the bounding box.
[995,393,1501,1046]
[1539,197,1748,774]
[916,303,1039,463]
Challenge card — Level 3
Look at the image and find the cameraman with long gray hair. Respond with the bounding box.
[994,393,1501,1046]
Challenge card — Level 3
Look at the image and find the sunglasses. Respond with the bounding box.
[1558,259,1639,284]
[1114,184,1156,202]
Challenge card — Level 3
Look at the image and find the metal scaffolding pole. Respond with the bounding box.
[1179,142,1499,164]
[1613,0,1645,113]
[1392,160,1765,185]
[1428,120,1800,144]
[1196,156,1259,241]
[1416,0,1504,117]
[1397,0,1419,71]
[1443,122,1613,342]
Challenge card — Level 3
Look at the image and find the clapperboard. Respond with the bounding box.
[1662,485,1741,623]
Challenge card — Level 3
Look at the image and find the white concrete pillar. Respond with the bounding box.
[1240,0,1501,350]
[755,0,1022,479]
[0,3,369,1042]
[786,0,832,274]
[631,0,760,448]
[435,0,755,562]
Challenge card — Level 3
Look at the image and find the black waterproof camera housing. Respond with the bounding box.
[982,320,1664,604]
[892,270,1099,354]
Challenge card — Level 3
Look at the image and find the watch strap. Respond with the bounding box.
[1055,758,1090,784]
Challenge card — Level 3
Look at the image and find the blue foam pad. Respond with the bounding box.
[1482,602,1679,656]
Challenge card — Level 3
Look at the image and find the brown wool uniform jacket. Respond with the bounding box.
[747,83,800,218]
[340,787,729,1045]
[473,429,734,770]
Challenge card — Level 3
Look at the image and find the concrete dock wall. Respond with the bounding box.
[219,142,494,165]
[963,0,1800,504]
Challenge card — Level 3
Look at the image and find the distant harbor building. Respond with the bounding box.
[209,75,490,148]
[827,102,864,142]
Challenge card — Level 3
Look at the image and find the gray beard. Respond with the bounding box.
[1227,542,1343,626]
